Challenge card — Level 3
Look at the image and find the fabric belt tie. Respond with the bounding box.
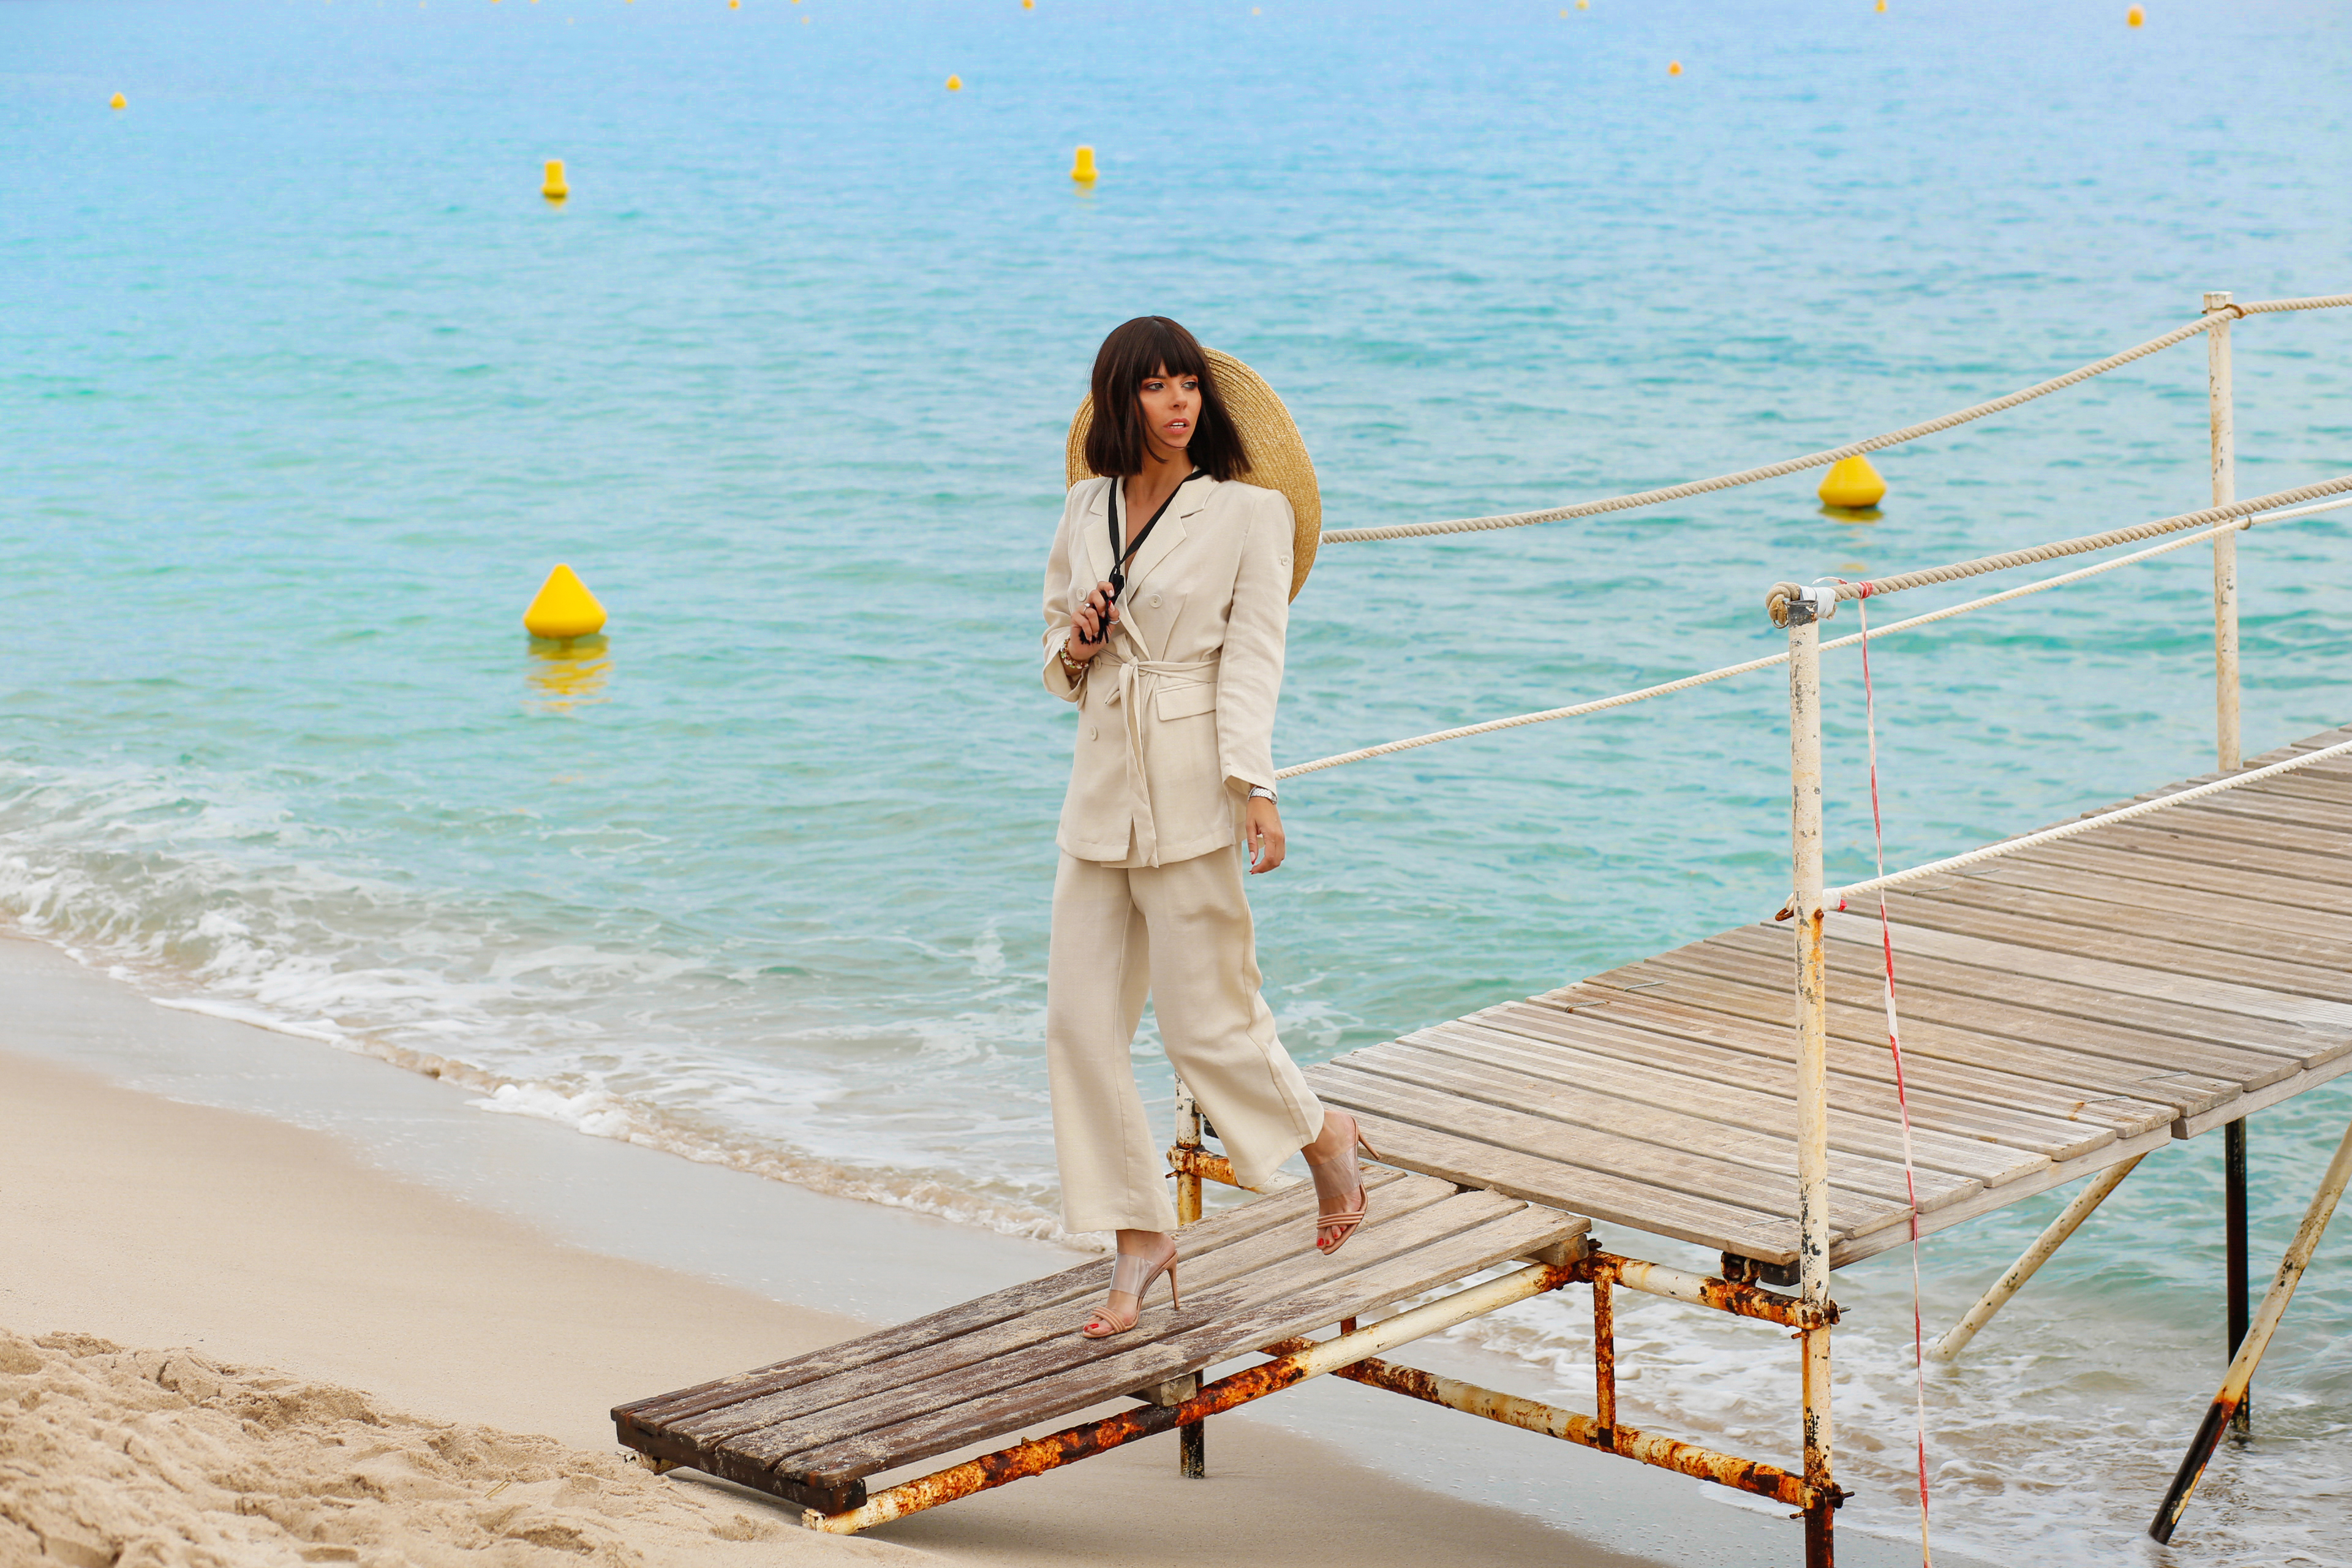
[1098,650,1219,867]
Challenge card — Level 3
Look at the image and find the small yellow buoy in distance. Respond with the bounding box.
[1023,0,1035,9]
[1071,145,1097,183]
[542,159,568,202]
[1667,60,1683,75]
[946,74,962,91]
[1818,455,1888,511]
[2126,4,2144,24]
[524,564,607,641]
[729,0,740,9]
[110,91,127,110]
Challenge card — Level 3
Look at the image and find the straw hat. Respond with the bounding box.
[1065,347,1320,602]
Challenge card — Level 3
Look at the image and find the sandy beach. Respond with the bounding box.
[0,935,1679,1568]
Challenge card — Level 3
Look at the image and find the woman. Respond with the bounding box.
[1040,315,1374,1340]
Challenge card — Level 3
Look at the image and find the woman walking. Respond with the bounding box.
[1040,315,1374,1340]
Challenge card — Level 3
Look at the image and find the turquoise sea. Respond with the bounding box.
[6,0,2351,1559]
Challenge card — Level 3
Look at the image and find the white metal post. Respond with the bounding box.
[2206,290,2241,772]
[1780,582,1836,1567]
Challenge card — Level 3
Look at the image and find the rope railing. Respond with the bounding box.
[1274,489,2352,782]
[1822,734,2352,910]
[1320,293,2350,546]
[1796,473,2352,609]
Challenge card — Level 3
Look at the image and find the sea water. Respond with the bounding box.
[4,0,2350,1559]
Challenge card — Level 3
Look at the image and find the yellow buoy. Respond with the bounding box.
[541,159,568,201]
[1667,59,1683,75]
[524,564,608,641]
[109,91,126,109]
[1818,455,1888,510]
[729,0,740,9]
[2126,3,2144,23]
[946,74,962,91]
[1023,0,1035,8]
[1070,145,1097,183]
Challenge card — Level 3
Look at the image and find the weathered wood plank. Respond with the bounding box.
[1335,1039,1979,1212]
[2006,837,2352,919]
[1956,851,2352,946]
[723,1188,1534,1466]
[1544,975,2217,1128]
[1896,876,2352,984]
[1643,930,2293,1090]
[1703,924,2318,1071]
[1824,912,2352,1045]
[674,1173,1466,1446]
[768,1202,1583,1487]
[1420,1011,2068,1178]
[1474,1001,2112,1162]
[615,1172,1388,1428]
[2082,820,2352,899]
[1325,1107,1803,1261]
[2174,1052,2352,1138]
[1316,1057,1911,1232]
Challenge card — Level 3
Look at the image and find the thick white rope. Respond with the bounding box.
[2236,293,2352,315]
[1824,735,2352,909]
[1320,293,2348,546]
[1816,474,2352,605]
[1274,494,2352,781]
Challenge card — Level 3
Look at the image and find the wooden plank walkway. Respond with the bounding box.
[613,1170,1586,1513]
[1306,723,2352,1270]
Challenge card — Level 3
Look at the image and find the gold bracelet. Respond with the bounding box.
[1058,644,1088,682]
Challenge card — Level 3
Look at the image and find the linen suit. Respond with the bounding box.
[1041,472,1325,1234]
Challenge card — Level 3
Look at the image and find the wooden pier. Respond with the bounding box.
[618,296,2352,1561]
[616,725,2352,1551]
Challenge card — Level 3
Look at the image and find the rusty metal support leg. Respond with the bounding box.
[1592,1278,1616,1436]
[2152,1112,2352,1542]
[2225,1116,2251,1437]
[1174,1077,1206,1477]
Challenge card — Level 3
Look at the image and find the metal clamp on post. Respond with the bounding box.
[1766,582,1838,629]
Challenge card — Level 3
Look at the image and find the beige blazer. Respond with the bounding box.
[1041,474,1295,866]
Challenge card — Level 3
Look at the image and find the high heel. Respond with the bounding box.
[1307,1111,1382,1256]
[1080,1239,1180,1339]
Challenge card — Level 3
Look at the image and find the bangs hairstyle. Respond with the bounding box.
[1083,317,1253,481]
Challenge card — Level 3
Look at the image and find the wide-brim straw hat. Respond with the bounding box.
[1065,347,1319,602]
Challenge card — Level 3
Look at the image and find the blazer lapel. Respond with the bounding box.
[1123,473,1213,600]
[1079,477,1115,587]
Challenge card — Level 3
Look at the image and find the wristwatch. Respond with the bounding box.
[1248,785,1277,802]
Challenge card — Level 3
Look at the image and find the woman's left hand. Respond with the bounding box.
[1246,796,1285,874]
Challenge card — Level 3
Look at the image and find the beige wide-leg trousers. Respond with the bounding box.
[1047,841,1325,1234]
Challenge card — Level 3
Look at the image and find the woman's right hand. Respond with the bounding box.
[1068,580,1118,662]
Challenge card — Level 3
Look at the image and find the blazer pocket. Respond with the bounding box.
[1155,684,1219,722]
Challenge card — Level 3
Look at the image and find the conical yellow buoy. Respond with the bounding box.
[109,92,126,110]
[946,74,962,91]
[1818,455,1888,510]
[542,159,568,202]
[1071,145,1097,183]
[524,565,608,641]
[1667,60,1683,75]
[2126,3,2144,23]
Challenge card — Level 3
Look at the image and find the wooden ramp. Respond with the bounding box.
[1306,722,2352,1272]
[613,1171,1586,1514]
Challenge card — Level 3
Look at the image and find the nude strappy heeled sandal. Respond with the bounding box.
[1307,1112,1382,1256]
[1080,1239,1180,1339]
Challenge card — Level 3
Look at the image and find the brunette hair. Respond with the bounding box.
[1082,317,1253,481]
